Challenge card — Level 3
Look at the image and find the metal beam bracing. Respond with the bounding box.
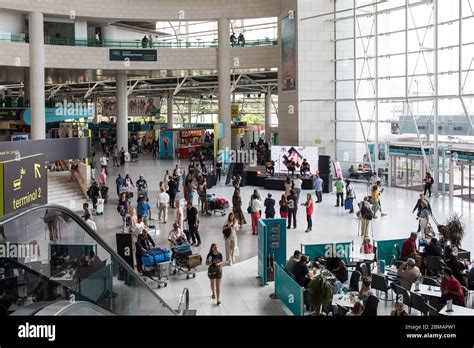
[84,82,102,100]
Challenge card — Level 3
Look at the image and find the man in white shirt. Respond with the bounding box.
[100,155,108,175]
[84,214,97,232]
[293,175,303,203]
[157,187,170,223]
[168,222,187,249]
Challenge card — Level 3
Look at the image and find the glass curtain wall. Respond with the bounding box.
[334,0,474,192]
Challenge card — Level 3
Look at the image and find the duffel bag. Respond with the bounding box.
[153,248,172,263]
[142,252,155,267]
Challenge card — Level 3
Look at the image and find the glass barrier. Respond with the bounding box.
[0,32,277,48]
[0,205,177,316]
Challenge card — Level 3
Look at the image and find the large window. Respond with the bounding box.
[335,0,474,171]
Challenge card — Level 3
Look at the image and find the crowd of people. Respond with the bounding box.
[82,138,472,314]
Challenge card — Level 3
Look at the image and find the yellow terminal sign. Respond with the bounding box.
[0,153,47,217]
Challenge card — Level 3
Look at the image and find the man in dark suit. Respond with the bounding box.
[264,193,276,219]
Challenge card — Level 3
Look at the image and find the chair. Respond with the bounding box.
[422,277,439,286]
[462,286,470,308]
[349,271,361,292]
[424,256,446,276]
[388,255,395,268]
[393,284,412,313]
[395,244,401,260]
[361,263,371,279]
[410,291,428,315]
[426,303,439,316]
[362,295,379,316]
[336,304,349,316]
[371,273,393,301]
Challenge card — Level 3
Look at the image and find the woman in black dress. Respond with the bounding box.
[206,243,224,305]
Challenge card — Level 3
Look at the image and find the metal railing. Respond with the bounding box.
[0,33,277,48]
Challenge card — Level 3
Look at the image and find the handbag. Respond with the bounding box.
[247,200,253,214]
[208,264,220,279]
[223,226,232,239]
[234,246,240,257]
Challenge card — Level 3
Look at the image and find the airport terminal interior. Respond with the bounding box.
[0,0,473,318]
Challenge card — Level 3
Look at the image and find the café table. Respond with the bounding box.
[439,304,474,316]
[410,283,442,298]
[349,252,375,262]
[332,294,362,308]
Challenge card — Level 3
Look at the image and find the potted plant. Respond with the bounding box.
[444,212,465,250]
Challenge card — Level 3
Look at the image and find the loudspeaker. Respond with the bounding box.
[318,155,331,175]
[319,173,333,193]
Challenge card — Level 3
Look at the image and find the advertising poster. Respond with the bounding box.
[159,130,174,159]
[281,13,296,91]
[333,161,343,180]
[271,146,318,174]
[101,97,161,117]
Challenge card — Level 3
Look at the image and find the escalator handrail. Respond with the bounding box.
[34,300,114,316]
[176,287,190,315]
[0,203,178,316]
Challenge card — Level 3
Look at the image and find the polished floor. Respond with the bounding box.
[90,153,474,315]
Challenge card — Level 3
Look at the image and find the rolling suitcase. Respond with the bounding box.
[344,198,353,210]
[96,198,105,215]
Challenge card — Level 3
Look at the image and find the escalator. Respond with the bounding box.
[0,204,188,316]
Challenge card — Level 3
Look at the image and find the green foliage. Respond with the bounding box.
[240,113,264,125]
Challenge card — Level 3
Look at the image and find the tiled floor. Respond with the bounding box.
[91,152,473,316]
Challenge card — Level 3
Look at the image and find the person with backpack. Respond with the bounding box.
[87,181,101,213]
[423,172,434,197]
[357,198,373,238]
[223,212,239,266]
[287,190,297,229]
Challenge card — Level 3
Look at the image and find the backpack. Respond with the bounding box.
[361,204,373,220]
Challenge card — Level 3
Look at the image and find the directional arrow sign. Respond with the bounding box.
[34,163,41,178]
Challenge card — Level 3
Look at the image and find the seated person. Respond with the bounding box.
[168,222,187,261]
[439,267,465,307]
[265,160,275,176]
[285,250,301,275]
[423,238,443,258]
[445,247,468,287]
[136,228,155,273]
[346,301,364,316]
[358,279,374,300]
[326,257,348,283]
[292,255,311,287]
[401,232,422,268]
[391,301,410,316]
[300,159,310,176]
[78,251,105,277]
[348,165,359,178]
[360,238,374,254]
[395,258,421,290]
[287,161,296,176]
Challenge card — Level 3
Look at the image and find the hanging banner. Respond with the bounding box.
[101,97,161,117]
[231,104,240,119]
[281,12,297,91]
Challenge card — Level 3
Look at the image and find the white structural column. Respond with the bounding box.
[265,86,272,143]
[167,91,173,129]
[28,12,45,140]
[218,18,231,150]
[116,71,128,151]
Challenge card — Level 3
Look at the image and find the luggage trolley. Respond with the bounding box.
[207,194,230,217]
[141,249,172,288]
[173,243,202,279]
